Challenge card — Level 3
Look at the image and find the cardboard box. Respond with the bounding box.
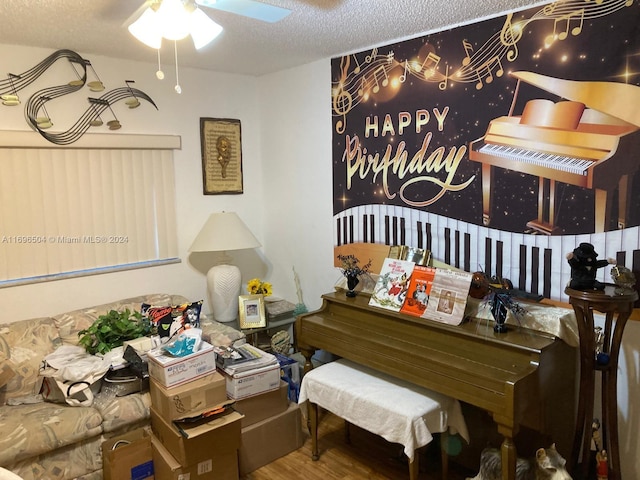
[235,380,289,428]
[147,341,216,388]
[224,363,280,400]
[238,402,305,475]
[151,434,238,480]
[150,406,242,466]
[102,428,154,480]
[150,372,227,421]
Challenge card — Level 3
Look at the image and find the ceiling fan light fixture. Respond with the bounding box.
[190,8,223,49]
[128,7,163,49]
[157,0,191,40]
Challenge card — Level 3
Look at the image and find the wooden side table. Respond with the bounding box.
[564,285,638,480]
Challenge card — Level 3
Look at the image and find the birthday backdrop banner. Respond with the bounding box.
[331,0,640,302]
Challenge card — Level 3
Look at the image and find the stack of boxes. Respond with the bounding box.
[217,343,305,476]
[103,339,304,479]
[147,342,243,480]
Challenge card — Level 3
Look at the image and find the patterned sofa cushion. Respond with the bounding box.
[52,294,190,345]
[92,386,151,433]
[0,402,103,466]
[0,317,62,404]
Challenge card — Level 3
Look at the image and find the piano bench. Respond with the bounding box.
[298,358,469,480]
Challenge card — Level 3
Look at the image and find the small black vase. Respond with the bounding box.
[346,274,359,297]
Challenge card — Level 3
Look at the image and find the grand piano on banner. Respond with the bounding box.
[469,71,640,234]
[297,283,578,480]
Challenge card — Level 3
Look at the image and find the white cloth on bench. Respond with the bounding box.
[298,358,469,461]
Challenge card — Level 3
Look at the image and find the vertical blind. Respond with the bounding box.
[0,134,180,286]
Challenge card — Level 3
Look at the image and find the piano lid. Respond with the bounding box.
[511,71,640,128]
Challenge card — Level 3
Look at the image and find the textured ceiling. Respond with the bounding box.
[0,0,544,76]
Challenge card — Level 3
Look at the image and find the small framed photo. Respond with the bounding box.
[238,294,266,329]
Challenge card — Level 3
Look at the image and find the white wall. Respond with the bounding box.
[0,43,639,478]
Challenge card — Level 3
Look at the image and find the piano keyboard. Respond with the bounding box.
[335,205,640,302]
[478,144,594,175]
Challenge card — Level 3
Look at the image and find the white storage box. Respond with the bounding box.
[147,341,216,388]
[225,363,281,400]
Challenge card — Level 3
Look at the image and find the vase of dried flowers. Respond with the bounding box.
[337,254,372,298]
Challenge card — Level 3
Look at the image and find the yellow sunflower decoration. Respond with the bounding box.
[247,278,273,297]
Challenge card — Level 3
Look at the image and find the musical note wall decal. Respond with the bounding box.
[0,49,157,145]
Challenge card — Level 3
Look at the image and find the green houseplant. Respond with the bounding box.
[78,309,153,355]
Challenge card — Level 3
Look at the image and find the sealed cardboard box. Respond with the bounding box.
[150,372,227,421]
[150,405,242,466]
[151,435,238,480]
[102,427,154,480]
[235,380,289,428]
[225,363,280,400]
[238,403,305,475]
[147,341,216,388]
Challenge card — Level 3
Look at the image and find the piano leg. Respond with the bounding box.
[496,423,517,480]
[482,164,493,226]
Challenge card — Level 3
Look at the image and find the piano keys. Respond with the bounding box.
[334,205,640,302]
[297,292,578,480]
[469,70,640,234]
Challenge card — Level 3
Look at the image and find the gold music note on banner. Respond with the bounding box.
[372,65,389,93]
[544,9,584,47]
[475,56,504,90]
[352,55,362,74]
[439,65,450,90]
[421,52,441,78]
[365,47,378,63]
[462,40,474,66]
[399,60,409,83]
[357,77,366,97]
[500,13,522,62]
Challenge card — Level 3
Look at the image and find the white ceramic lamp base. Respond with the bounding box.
[207,264,241,323]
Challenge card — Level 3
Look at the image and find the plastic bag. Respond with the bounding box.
[40,345,110,407]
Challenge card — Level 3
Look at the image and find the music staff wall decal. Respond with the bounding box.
[0,49,157,145]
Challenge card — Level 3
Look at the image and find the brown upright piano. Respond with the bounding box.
[297,292,577,480]
[469,71,640,234]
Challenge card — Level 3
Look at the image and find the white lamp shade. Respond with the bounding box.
[190,8,223,49]
[128,8,163,49]
[207,264,241,322]
[189,212,261,253]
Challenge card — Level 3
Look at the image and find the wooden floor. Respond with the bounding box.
[241,408,476,480]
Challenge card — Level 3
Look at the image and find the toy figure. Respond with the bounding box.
[566,242,615,290]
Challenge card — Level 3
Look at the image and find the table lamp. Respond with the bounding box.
[189,212,261,322]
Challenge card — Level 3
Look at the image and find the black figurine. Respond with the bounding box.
[566,242,615,290]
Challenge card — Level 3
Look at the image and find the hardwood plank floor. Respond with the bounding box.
[241,408,475,480]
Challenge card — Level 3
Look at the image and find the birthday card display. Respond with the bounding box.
[368,258,416,312]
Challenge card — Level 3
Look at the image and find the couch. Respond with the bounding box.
[0,294,245,480]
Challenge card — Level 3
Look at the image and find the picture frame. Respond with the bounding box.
[199,117,243,195]
[238,294,266,329]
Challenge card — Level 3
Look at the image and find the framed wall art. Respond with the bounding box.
[238,294,266,329]
[200,117,243,195]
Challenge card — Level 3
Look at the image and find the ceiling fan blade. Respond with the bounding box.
[195,0,291,23]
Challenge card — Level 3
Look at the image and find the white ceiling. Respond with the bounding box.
[0,0,542,76]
